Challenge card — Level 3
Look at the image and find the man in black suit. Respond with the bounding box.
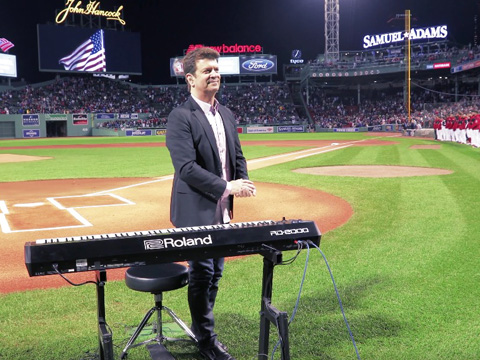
[166,47,256,360]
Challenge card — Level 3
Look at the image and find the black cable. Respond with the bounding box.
[52,264,99,287]
[271,240,310,359]
[279,241,304,265]
[254,238,362,359]
[288,241,310,324]
[307,240,361,360]
[53,265,112,360]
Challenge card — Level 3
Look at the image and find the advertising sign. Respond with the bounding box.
[240,55,277,75]
[23,129,40,138]
[290,50,304,64]
[170,56,240,76]
[426,62,451,70]
[45,114,68,120]
[363,25,448,49]
[0,53,17,78]
[186,43,262,55]
[451,60,480,73]
[218,56,240,75]
[22,114,40,126]
[170,55,277,77]
[246,126,274,134]
[119,113,139,119]
[55,0,125,25]
[277,125,305,133]
[73,114,88,125]
[126,129,153,136]
[96,113,115,119]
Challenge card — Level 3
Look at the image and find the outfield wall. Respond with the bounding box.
[0,113,406,139]
[0,113,151,138]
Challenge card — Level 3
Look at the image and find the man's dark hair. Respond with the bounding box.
[183,47,220,76]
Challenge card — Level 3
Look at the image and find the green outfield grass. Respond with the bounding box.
[0,133,479,360]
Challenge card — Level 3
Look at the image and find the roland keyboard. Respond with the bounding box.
[25,219,321,277]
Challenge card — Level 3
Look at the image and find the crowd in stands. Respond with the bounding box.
[305,80,480,131]
[2,37,480,133]
[306,87,405,128]
[0,77,303,128]
[95,85,189,130]
[308,43,480,71]
[2,69,480,143]
[1,77,153,115]
[95,117,168,130]
[218,83,303,125]
[96,82,303,129]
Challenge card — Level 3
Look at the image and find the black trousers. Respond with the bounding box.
[187,257,225,348]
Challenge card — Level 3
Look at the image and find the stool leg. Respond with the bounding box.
[162,305,197,343]
[153,293,163,341]
[120,306,158,359]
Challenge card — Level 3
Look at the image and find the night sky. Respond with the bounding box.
[1,0,479,84]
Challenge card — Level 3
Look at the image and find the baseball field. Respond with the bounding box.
[0,132,478,360]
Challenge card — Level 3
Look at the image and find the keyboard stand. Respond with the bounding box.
[258,246,290,360]
[95,251,292,360]
[93,252,293,360]
[96,270,114,360]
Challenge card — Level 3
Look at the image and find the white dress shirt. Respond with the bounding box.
[191,95,231,224]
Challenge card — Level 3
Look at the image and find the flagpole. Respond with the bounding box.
[405,10,411,124]
[100,30,106,72]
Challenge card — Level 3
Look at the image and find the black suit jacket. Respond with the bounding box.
[166,96,249,227]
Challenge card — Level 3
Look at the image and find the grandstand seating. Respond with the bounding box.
[1,42,480,132]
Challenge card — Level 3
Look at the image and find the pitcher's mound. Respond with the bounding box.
[0,154,52,163]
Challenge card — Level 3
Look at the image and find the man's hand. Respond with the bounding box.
[229,179,256,197]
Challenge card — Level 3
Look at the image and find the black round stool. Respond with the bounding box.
[120,263,197,359]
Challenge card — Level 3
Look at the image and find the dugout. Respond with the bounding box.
[46,120,67,137]
[0,113,92,138]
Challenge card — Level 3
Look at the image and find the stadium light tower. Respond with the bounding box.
[324,0,340,63]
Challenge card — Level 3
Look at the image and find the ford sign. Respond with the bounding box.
[241,59,275,72]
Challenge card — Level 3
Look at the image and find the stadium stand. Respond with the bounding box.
[1,41,480,145]
[0,77,305,127]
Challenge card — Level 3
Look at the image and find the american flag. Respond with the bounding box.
[0,38,14,52]
[59,30,106,72]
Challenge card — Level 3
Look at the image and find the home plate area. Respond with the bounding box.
[2,193,133,232]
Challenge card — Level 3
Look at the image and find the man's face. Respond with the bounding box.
[188,58,221,98]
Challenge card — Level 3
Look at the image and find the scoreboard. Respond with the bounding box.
[37,24,142,75]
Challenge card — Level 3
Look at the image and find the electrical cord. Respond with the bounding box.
[269,240,361,360]
[52,241,360,359]
[52,263,99,286]
[287,241,310,324]
[270,240,310,359]
[278,240,304,265]
[306,240,361,360]
[53,264,115,360]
